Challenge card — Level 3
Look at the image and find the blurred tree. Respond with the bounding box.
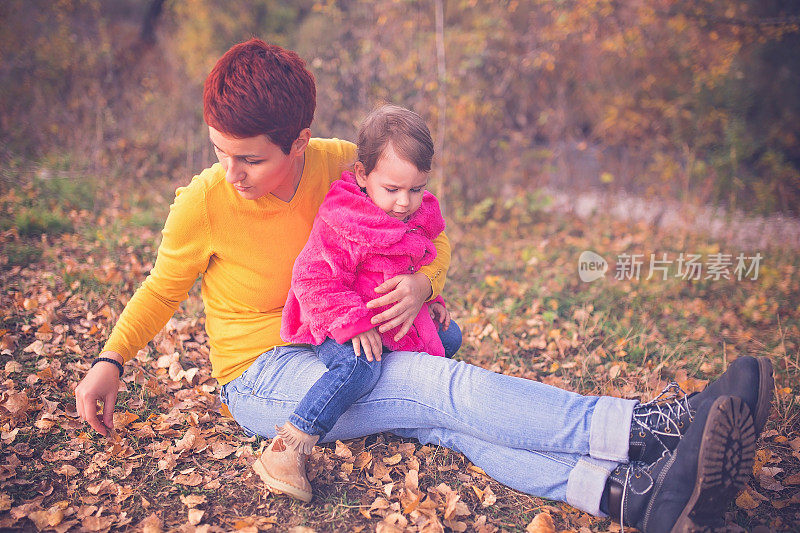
[1,0,797,215]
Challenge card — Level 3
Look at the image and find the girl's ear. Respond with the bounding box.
[354,161,368,188]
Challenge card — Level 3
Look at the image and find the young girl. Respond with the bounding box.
[252,105,462,502]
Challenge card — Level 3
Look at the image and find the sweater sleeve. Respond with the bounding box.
[288,222,375,344]
[419,231,450,300]
[103,180,212,362]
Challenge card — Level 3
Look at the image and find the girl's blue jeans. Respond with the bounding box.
[221,344,635,517]
[287,321,463,438]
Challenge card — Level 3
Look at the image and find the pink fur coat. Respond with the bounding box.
[281,171,447,357]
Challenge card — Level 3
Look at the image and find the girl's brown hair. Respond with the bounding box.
[357,104,434,175]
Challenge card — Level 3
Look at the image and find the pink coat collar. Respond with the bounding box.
[318,171,444,246]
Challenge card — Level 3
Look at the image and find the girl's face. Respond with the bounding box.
[354,144,428,222]
[209,126,310,201]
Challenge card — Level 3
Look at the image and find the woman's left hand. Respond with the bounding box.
[367,273,432,341]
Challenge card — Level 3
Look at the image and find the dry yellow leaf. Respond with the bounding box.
[335,440,353,459]
[210,441,237,459]
[82,515,115,532]
[784,472,800,485]
[526,512,555,533]
[0,492,11,512]
[735,490,760,510]
[383,453,402,465]
[677,377,708,394]
[55,464,79,477]
[188,508,205,526]
[180,494,207,508]
[354,450,372,469]
[174,472,203,486]
[113,411,139,429]
[481,485,497,507]
[29,508,64,529]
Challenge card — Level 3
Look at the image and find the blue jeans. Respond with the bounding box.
[439,320,462,358]
[221,346,636,516]
[290,322,464,436]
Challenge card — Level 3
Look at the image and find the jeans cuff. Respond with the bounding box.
[589,396,637,462]
[566,457,615,516]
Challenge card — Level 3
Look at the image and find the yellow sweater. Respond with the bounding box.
[103,138,450,384]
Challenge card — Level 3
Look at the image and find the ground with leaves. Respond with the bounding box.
[1,178,799,532]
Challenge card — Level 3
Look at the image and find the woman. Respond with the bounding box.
[75,39,772,532]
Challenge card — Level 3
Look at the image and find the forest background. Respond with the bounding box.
[1,1,800,532]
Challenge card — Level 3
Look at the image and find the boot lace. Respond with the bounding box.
[631,382,693,454]
[617,453,662,533]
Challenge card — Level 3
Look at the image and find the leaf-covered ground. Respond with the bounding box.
[1,178,799,531]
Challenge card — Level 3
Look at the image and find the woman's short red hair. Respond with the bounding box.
[203,39,316,154]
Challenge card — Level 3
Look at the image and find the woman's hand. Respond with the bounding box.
[74,351,123,436]
[352,328,383,362]
[428,301,451,330]
[366,272,432,341]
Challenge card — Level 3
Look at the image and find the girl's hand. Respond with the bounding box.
[352,328,383,362]
[367,273,432,341]
[429,301,451,331]
[74,351,123,436]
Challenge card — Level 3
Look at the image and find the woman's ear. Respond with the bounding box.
[291,128,311,156]
[354,161,368,188]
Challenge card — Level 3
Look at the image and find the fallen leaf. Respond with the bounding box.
[335,440,353,459]
[180,494,207,508]
[86,480,116,496]
[113,411,139,429]
[383,453,402,465]
[370,497,390,512]
[758,467,785,492]
[188,508,204,525]
[2,390,30,416]
[24,339,44,355]
[354,450,372,469]
[480,485,496,507]
[82,514,114,531]
[0,493,10,511]
[174,426,204,452]
[139,512,163,533]
[55,464,79,477]
[210,441,236,459]
[677,377,708,394]
[402,492,421,514]
[376,512,407,533]
[526,512,555,533]
[1,428,19,444]
[174,472,203,486]
[30,507,64,529]
[784,472,800,485]
[736,490,760,510]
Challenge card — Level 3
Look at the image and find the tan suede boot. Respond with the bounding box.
[252,422,319,503]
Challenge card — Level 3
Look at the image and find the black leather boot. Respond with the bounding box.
[629,356,773,464]
[606,395,756,533]
[629,382,693,464]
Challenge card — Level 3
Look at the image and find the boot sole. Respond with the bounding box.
[670,396,756,532]
[253,457,313,503]
[753,357,774,435]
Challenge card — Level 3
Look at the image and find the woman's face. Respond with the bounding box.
[209,126,310,201]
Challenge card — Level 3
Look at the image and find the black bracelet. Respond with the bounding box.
[92,357,123,377]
